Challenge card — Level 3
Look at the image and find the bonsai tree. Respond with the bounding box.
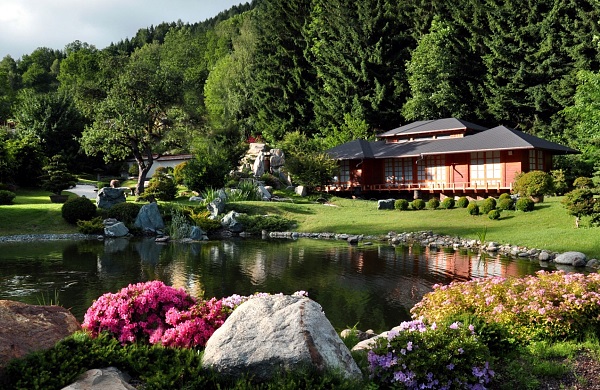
[41,155,77,196]
[512,171,554,202]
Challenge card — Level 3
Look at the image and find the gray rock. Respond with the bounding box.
[189,226,208,240]
[257,185,272,200]
[134,202,165,234]
[347,235,360,244]
[202,295,362,381]
[103,220,129,238]
[554,251,587,267]
[586,259,600,269]
[207,198,225,219]
[96,187,126,209]
[538,251,551,262]
[377,199,395,210]
[295,185,307,197]
[189,196,203,202]
[61,367,136,390]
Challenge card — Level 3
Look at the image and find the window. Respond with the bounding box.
[384,158,413,186]
[470,151,501,186]
[417,155,446,185]
[339,160,350,183]
[529,150,544,171]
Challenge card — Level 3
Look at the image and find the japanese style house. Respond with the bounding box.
[325,118,578,198]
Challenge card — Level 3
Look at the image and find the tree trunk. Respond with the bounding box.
[135,161,153,196]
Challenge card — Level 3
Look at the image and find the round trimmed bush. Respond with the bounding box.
[427,197,440,210]
[394,199,409,211]
[62,196,97,224]
[457,196,469,208]
[516,197,534,212]
[497,198,514,211]
[411,198,426,210]
[441,197,455,209]
[467,202,480,215]
[488,209,501,220]
[0,190,16,205]
[498,193,511,201]
[480,198,497,214]
[104,202,143,225]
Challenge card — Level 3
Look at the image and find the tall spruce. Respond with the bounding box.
[306,0,412,145]
[249,0,314,143]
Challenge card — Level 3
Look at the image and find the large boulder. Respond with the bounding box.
[62,367,136,390]
[134,202,165,234]
[207,197,225,219]
[103,219,129,238]
[554,251,587,267]
[202,295,362,382]
[221,210,244,233]
[0,300,80,370]
[96,187,126,209]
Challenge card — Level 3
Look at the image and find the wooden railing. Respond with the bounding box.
[323,181,513,193]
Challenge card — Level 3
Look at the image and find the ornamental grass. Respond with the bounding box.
[411,270,600,343]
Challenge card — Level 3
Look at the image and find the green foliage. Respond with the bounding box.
[182,139,233,193]
[394,199,409,211]
[41,155,77,195]
[0,189,16,205]
[498,193,511,200]
[236,214,295,234]
[188,209,222,233]
[573,176,595,189]
[441,197,455,209]
[102,202,142,226]
[497,198,515,211]
[551,169,568,195]
[426,197,440,210]
[561,188,597,219]
[227,180,262,202]
[168,207,192,239]
[457,196,469,208]
[128,163,139,177]
[77,216,105,234]
[411,198,426,210]
[512,171,554,200]
[480,197,497,214]
[61,196,97,224]
[516,197,535,212]
[488,209,501,220]
[144,171,177,201]
[173,162,187,185]
[467,202,479,215]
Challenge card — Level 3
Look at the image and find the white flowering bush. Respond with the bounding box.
[368,319,494,389]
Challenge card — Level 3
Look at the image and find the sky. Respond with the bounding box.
[0,0,246,60]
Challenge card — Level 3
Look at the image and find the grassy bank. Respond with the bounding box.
[1,189,599,259]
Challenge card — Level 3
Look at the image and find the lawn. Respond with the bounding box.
[2,188,599,259]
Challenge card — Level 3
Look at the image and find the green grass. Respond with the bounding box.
[2,189,600,259]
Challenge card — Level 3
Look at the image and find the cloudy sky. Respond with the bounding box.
[0,0,246,60]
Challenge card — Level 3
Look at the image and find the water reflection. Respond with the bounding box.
[0,238,554,332]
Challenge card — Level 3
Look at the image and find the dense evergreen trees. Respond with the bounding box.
[0,0,599,188]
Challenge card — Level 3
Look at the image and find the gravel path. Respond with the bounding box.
[0,234,93,243]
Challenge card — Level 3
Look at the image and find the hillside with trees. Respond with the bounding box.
[1,0,599,192]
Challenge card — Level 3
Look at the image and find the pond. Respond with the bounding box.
[0,237,552,332]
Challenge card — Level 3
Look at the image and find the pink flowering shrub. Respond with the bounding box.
[368,319,494,389]
[411,270,600,342]
[83,281,309,348]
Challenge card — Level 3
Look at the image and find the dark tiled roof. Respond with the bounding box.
[377,118,488,138]
[327,125,578,159]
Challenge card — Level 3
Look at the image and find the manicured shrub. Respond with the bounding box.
[480,197,497,214]
[0,189,16,205]
[173,162,187,185]
[61,196,97,224]
[103,202,142,226]
[236,214,295,234]
[457,196,469,208]
[144,171,177,201]
[488,209,501,220]
[426,197,440,210]
[188,209,223,233]
[412,271,600,343]
[394,199,409,211]
[440,197,455,209]
[512,171,553,201]
[497,197,514,211]
[411,198,426,210]
[516,197,534,212]
[467,202,479,215]
[498,193,511,200]
[368,319,494,389]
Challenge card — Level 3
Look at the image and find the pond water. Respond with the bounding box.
[0,238,552,332]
